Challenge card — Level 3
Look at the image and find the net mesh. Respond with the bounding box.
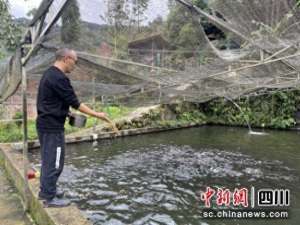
[1,0,300,118]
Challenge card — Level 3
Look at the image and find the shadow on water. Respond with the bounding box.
[30,126,300,225]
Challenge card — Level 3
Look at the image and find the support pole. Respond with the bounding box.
[21,63,30,212]
[158,84,162,104]
[92,74,96,133]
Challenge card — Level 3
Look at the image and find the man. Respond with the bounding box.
[36,48,118,207]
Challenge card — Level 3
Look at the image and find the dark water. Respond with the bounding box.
[30,126,300,225]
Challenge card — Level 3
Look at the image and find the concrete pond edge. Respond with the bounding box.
[0,143,92,225]
[32,123,201,149]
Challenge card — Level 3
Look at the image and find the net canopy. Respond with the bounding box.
[1,0,300,111]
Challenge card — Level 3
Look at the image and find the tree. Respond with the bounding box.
[164,1,210,68]
[178,23,202,50]
[165,0,225,51]
[149,16,164,33]
[165,4,203,50]
[26,8,38,19]
[61,0,81,44]
[100,0,131,57]
[168,0,176,9]
[131,0,149,31]
[100,0,151,57]
[0,0,22,55]
[192,0,208,9]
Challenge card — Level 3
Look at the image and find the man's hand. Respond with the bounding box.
[78,103,120,134]
[95,112,120,134]
[79,104,108,121]
[95,112,107,119]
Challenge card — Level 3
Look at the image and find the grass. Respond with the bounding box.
[0,105,134,143]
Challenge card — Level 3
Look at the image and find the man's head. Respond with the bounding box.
[54,48,78,73]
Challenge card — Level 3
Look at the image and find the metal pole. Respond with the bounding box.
[158,83,161,104]
[92,74,96,133]
[21,63,30,212]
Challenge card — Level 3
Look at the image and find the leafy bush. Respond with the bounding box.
[0,122,22,142]
[203,90,300,129]
[12,111,23,127]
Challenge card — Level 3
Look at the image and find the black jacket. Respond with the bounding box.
[36,66,80,132]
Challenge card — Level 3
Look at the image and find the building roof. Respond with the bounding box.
[128,34,170,49]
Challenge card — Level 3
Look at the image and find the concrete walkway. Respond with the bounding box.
[0,167,33,225]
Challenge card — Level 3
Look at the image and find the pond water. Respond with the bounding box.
[30,126,300,225]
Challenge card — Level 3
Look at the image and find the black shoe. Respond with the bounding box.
[38,190,65,200]
[43,197,71,208]
[55,190,65,198]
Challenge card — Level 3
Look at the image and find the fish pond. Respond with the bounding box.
[30,126,300,225]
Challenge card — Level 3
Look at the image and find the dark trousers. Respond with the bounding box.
[37,130,65,200]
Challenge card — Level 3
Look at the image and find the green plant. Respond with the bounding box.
[12,111,23,127]
[0,122,22,142]
[270,117,296,129]
[203,90,300,129]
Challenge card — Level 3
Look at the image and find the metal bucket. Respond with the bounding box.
[68,113,87,128]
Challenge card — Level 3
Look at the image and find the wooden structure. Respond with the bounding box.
[128,34,170,67]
